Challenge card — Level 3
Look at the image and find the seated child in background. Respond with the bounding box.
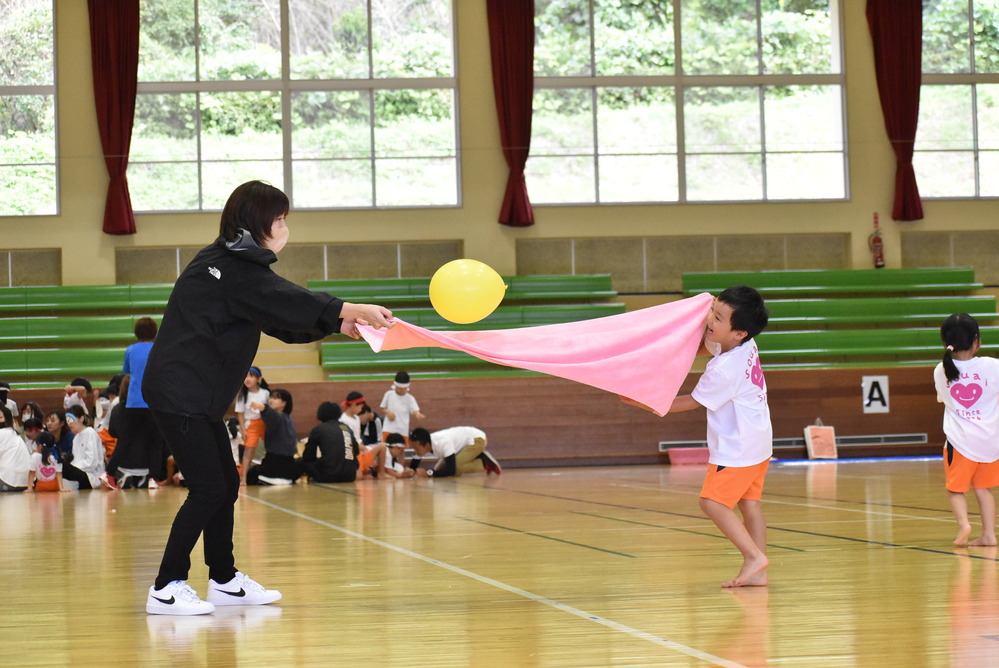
[359,403,383,446]
[624,285,772,589]
[246,389,300,486]
[301,402,359,483]
[0,406,29,492]
[21,417,44,457]
[382,432,415,479]
[340,391,366,446]
[28,431,65,493]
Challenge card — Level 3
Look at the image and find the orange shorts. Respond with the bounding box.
[357,448,376,471]
[34,478,60,493]
[700,459,770,509]
[244,418,265,449]
[944,442,999,493]
[99,429,117,458]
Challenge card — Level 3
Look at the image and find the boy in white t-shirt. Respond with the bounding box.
[625,286,771,588]
[380,371,425,444]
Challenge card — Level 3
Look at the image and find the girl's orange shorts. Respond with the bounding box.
[700,459,770,509]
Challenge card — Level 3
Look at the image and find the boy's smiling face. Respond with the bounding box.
[705,298,747,352]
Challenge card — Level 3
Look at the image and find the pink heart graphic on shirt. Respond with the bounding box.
[40,466,56,478]
[951,383,983,409]
[750,356,765,390]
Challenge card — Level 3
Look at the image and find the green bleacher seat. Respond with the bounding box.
[0,283,174,314]
[0,347,127,380]
[308,274,617,305]
[0,315,162,345]
[756,326,999,362]
[766,295,999,326]
[683,267,983,296]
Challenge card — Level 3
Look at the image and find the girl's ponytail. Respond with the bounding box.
[940,313,980,384]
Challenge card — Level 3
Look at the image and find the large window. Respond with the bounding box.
[0,0,56,216]
[530,0,845,204]
[131,0,457,212]
[917,0,999,198]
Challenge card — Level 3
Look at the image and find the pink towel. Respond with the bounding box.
[358,292,714,416]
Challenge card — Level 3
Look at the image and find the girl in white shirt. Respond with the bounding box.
[235,367,270,485]
[935,313,999,547]
[60,406,108,490]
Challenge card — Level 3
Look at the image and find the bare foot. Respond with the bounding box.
[969,535,998,547]
[954,523,973,546]
[721,554,769,588]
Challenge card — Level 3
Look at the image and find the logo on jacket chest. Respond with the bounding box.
[208,266,221,279]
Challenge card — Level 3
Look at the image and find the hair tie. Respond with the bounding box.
[946,345,954,352]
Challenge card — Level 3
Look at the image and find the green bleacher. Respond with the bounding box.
[683,267,997,369]
[1,268,993,385]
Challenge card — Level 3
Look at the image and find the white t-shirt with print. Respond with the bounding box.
[29,451,62,481]
[691,340,773,467]
[235,388,270,428]
[934,357,999,463]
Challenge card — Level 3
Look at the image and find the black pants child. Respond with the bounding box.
[151,412,239,590]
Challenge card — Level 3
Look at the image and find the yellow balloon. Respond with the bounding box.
[429,259,507,324]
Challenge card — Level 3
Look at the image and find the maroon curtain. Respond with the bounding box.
[866,0,923,221]
[88,0,140,235]
[486,0,535,227]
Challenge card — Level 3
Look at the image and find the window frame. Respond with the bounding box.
[531,0,848,206]
[131,0,460,213]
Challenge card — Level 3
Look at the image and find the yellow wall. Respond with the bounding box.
[5,0,997,286]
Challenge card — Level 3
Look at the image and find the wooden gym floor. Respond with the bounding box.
[2,458,995,667]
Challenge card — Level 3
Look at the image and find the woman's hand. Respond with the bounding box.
[340,302,394,339]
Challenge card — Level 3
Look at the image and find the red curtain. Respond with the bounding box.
[88,0,140,235]
[866,0,923,221]
[486,0,535,227]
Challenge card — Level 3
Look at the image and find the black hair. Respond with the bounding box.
[45,410,68,440]
[270,388,293,415]
[941,313,981,384]
[409,427,431,445]
[219,181,289,246]
[394,370,410,384]
[316,401,342,423]
[0,380,9,405]
[22,401,43,421]
[71,377,93,393]
[67,404,93,428]
[385,432,406,446]
[717,285,769,342]
[22,417,43,431]
[134,317,158,342]
[237,366,269,404]
[225,416,240,439]
[0,405,11,429]
[35,431,57,465]
[103,373,126,399]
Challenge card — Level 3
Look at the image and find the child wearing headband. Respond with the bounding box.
[935,313,999,547]
[380,371,425,445]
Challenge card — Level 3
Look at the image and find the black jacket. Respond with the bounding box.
[144,232,344,420]
[301,421,358,483]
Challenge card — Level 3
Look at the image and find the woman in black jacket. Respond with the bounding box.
[142,181,393,616]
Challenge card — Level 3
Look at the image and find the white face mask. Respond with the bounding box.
[21,413,29,422]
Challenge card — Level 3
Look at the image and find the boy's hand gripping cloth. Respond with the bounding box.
[358,292,713,417]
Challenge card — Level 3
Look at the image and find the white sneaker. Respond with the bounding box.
[208,571,282,606]
[257,475,293,486]
[146,580,216,616]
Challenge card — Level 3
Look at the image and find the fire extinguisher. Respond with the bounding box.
[869,212,885,269]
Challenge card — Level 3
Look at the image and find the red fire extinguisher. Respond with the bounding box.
[869,212,885,269]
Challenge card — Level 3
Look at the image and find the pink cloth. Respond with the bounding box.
[357,293,713,416]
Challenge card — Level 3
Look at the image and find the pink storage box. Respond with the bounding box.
[666,447,710,465]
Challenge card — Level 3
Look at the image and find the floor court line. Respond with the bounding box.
[244,494,748,668]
